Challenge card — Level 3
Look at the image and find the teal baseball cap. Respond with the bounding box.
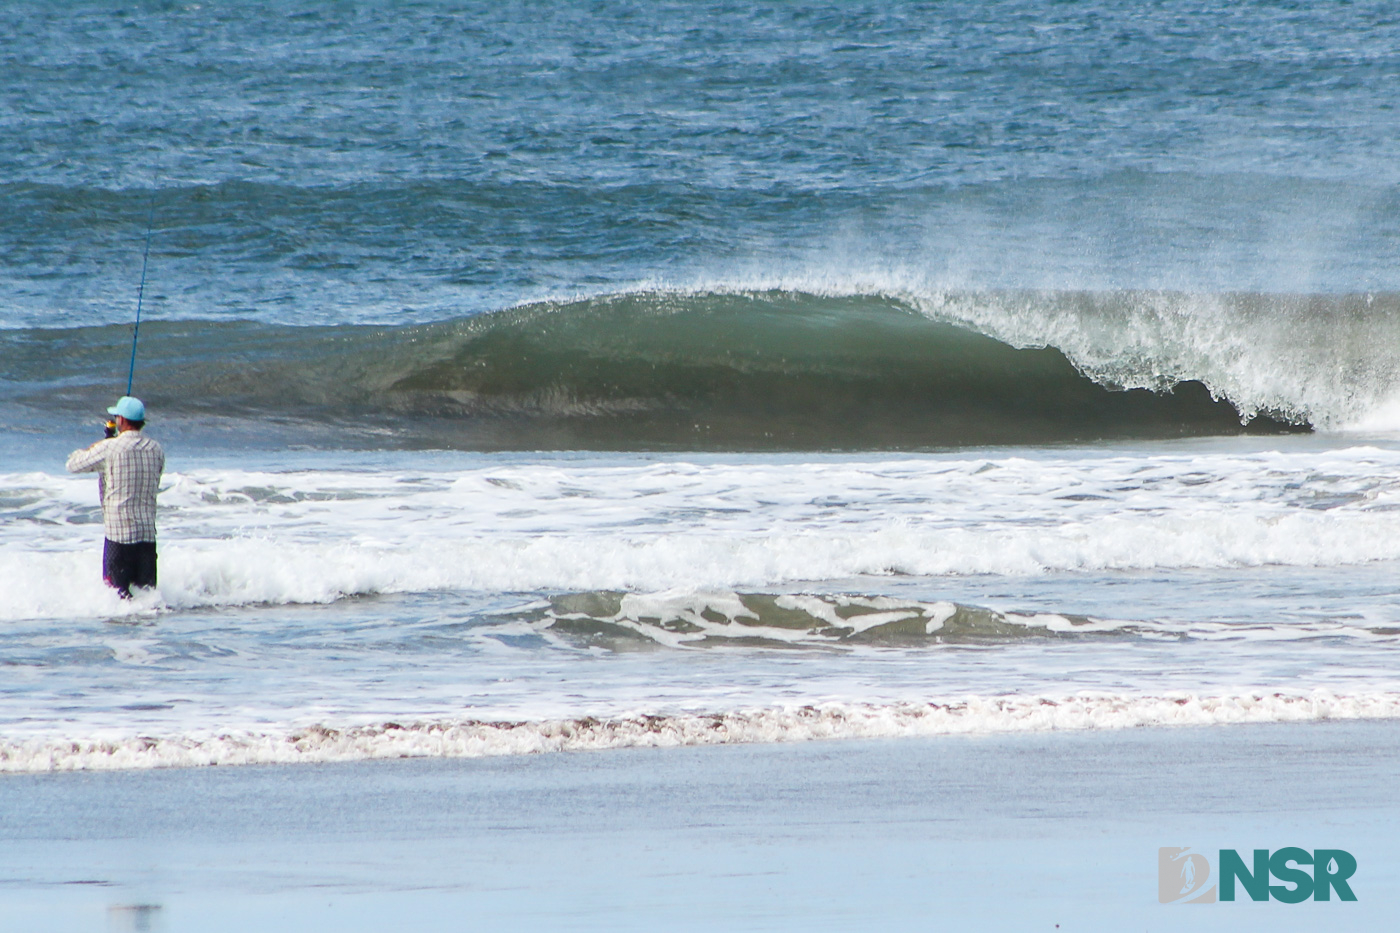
[107,396,146,421]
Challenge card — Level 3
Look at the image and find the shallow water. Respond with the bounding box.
[7,439,1400,770]
[4,1,1400,773]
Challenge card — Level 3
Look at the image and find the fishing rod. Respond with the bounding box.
[126,182,159,397]
[105,181,158,439]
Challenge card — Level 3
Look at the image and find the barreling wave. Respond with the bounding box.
[3,287,1356,449]
[5,690,1398,773]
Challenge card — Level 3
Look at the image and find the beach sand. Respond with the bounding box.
[2,720,1396,931]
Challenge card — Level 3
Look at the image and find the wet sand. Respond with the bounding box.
[2,721,1397,932]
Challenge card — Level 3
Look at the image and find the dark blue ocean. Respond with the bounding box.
[6,0,1400,328]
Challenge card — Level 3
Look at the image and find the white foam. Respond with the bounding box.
[1341,390,1400,434]
[5,511,1400,622]
[771,594,946,634]
[4,689,1396,773]
[8,447,1400,620]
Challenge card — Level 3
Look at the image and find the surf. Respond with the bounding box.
[4,288,1330,450]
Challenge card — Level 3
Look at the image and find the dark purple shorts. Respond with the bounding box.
[103,539,158,598]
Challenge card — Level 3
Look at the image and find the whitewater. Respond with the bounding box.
[6,441,1400,772]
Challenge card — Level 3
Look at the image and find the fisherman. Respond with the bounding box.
[66,396,166,598]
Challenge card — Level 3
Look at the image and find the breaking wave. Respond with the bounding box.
[2,287,1344,450]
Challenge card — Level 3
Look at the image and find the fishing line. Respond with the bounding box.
[126,180,159,396]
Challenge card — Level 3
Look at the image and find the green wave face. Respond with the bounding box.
[5,289,1306,450]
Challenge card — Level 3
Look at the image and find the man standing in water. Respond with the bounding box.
[66,396,165,598]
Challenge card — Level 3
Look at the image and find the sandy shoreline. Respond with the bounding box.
[2,720,1396,931]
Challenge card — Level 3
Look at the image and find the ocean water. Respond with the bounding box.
[4,0,1400,772]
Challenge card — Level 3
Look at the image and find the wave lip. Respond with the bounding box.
[4,690,1395,773]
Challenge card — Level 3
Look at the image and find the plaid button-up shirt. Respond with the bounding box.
[66,430,165,544]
